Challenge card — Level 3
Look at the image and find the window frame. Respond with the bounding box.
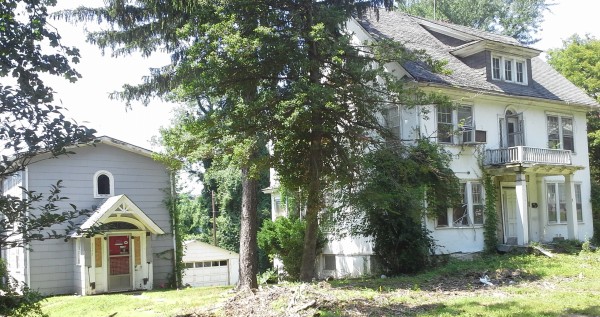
[436,104,474,144]
[546,114,574,152]
[490,54,528,85]
[385,105,402,140]
[93,170,114,198]
[323,254,336,271]
[436,181,484,228]
[546,182,583,224]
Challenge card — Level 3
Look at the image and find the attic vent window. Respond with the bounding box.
[94,170,114,198]
[491,55,527,85]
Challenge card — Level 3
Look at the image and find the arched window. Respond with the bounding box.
[94,170,114,198]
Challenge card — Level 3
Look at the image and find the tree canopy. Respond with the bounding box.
[1,1,95,315]
[1,0,95,248]
[398,0,551,44]
[60,0,451,284]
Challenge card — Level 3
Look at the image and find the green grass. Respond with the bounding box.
[324,252,600,316]
[42,286,233,317]
[41,251,600,316]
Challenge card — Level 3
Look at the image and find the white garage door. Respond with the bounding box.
[182,260,230,287]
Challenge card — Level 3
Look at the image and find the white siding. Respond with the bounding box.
[181,241,239,287]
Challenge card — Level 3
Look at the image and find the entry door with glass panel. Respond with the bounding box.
[108,235,132,291]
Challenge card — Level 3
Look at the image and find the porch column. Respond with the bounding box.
[564,174,578,240]
[515,172,529,245]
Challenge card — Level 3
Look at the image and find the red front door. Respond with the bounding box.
[108,235,131,291]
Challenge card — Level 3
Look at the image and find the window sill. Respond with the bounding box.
[435,225,484,230]
[547,222,584,226]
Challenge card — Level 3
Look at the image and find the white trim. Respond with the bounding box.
[544,180,583,224]
[93,170,114,198]
[73,195,165,236]
[545,113,575,152]
[491,54,528,85]
[436,180,484,228]
[436,104,475,144]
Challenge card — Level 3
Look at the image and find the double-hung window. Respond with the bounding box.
[385,106,401,140]
[437,182,484,227]
[437,105,473,144]
[491,55,527,85]
[547,115,574,152]
[547,182,583,224]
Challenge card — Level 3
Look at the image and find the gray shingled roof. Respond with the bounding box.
[357,10,598,108]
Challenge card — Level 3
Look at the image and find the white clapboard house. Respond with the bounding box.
[267,11,598,279]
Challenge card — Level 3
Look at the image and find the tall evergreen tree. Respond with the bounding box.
[60,0,445,283]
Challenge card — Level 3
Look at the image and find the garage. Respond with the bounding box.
[182,240,239,287]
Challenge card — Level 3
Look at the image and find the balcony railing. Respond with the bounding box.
[484,146,572,166]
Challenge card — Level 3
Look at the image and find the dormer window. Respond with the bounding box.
[94,170,114,198]
[491,55,527,85]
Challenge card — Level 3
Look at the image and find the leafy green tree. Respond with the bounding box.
[335,140,459,274]
[258,217,325,281]
[1,0,95,248]
[1,0,94,314]
[60,0,448,284]
[547,35,600,243]
[398,0,551,44]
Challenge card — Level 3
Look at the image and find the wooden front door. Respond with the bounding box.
[108,235,131,291]
[502,188,518,243]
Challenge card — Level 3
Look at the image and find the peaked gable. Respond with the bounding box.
[72,194,165,237]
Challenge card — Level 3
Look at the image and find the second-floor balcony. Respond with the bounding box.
[484,146,572,166]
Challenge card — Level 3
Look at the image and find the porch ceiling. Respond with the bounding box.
[484,163,584,176]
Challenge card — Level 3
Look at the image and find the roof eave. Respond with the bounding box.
[416,81,599,110]
[452,40,542,58]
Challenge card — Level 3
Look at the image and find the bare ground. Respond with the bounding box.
[180,268,537,317]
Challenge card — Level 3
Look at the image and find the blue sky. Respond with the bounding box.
[50,0,600,150]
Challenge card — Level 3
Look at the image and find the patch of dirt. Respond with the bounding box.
[183,268,536,317]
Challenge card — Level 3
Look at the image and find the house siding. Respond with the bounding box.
[25,143,173,295]
[421,93,593,252]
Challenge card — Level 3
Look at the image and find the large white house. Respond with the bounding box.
[267,11,598,279]
[1,136,176,295]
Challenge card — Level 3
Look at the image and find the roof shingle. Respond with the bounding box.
[356,10,598,108]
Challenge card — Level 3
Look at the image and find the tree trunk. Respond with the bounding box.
[237,165,259,290]
[299,0,323,283]
[299,134,323,282]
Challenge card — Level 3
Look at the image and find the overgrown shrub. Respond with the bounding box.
[341,140,459,274]
[258,217,325,281]
[0,260,47,317]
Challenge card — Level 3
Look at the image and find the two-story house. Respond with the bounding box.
[1,136,175,295]
[268,11,598,279]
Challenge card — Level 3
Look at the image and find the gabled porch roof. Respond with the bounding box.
[71,194,164,237]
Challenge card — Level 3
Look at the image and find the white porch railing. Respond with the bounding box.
[484,146,572,166]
